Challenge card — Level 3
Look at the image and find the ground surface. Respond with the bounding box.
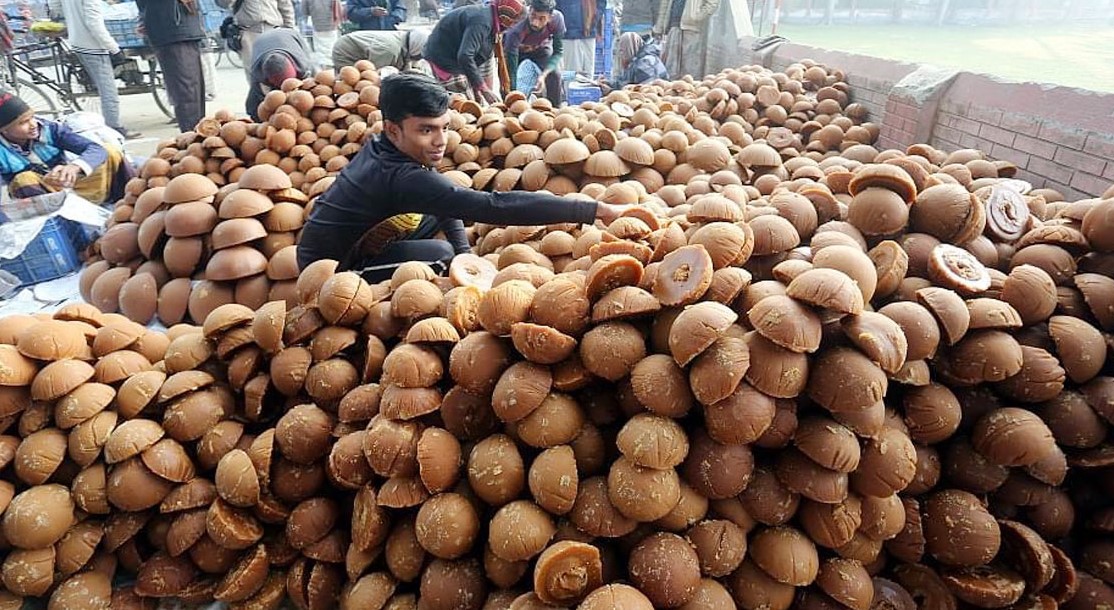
[120,55,250,160]
[774,23,1114,93]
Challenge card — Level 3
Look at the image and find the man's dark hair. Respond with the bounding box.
[380,72,451,123]
[529,0,555,12]
[261,52,298,87]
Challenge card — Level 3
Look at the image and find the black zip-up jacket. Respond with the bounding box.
[136,0,205,47]
[297,135,599,271]
[421,3,494,89]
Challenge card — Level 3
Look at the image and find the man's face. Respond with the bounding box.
[1,115,38,144]
[387,113,450,167]
[527,8,551,31]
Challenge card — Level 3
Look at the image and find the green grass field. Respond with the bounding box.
[774,23,1114,93]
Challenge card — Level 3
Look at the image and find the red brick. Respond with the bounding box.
[939,100,969,116]
[979,124,1016,147]
[1104,162,1114,181]
[1083,134,1114,160]
[950,115,982,136]
[1027,157,1074,185]
[1013,134,1058,160]
[1037,123,1087,150]
[967,105,1003,126]
[893,103,920,121]
[999,113,1041,134]
[933,139,963,153]
[990,143,1030,170]
[933,125,963,144]
[1070,171,1112,197]
[1053,147,1107,176]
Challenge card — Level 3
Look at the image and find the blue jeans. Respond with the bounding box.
[76,52,121,130]
[516,58,544,95]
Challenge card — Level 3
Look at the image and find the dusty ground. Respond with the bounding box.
[119,53,250,160]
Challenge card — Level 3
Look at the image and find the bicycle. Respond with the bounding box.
[2,19,174,120]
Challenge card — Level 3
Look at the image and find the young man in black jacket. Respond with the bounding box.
[297,72,631,282]
[136,0,206,131]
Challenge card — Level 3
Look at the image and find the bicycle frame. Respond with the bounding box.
[3,38,86,112]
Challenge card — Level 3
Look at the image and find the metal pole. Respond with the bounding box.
[771,0,782,34]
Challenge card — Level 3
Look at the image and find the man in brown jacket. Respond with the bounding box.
[653,0,717,79]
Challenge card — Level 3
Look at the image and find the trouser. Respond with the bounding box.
[76,52,122,131]
[240,27,279,79]
[8,146,135,204]
[563,37,596,75]
[347,215,455,283]
[156,41,206,132]
[663,27,706,79]
[429,59,495,100]
[202,48,216,99]
[313,29,338,67]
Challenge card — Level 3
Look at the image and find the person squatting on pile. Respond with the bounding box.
[0,92,134,204]
[296,72,632,282]
[503,0,564,100]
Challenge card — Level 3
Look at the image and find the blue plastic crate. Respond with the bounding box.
[593,7,614,77]
[105,18,146,48]
[0,217,90,286]
[567,83,601,105]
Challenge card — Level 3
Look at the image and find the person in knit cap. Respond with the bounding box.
[422,0,526,103]
[0,91,135,204]
[245,27,317,120]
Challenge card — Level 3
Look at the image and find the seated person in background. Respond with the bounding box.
[0,91,134,204]
[600,31,667,93]
[332,28,429,73]
[503,0,564,100]
[297,72,632,282]
[245,28,316,121]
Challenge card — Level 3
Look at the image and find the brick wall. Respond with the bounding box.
[738,37,1114,200]
[928,73,1114,200]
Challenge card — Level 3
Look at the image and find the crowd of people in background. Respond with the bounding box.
[35,0,730,137]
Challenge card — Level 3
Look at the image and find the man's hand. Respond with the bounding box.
[595,202,636,225]
[531,69,552,95]
[371,6,388,16]
[477,87,500,104]
[179,0,197,13]
[136,22,146,35]
[44,164,82,189]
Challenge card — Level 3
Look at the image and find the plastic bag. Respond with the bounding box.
[61,111,126,151]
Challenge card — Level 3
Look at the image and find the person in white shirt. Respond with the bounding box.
[49,0,141,138]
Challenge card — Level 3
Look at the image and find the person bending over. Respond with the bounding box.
[297,72,631,282]
[0,92,134,204]
[245,27,316,120]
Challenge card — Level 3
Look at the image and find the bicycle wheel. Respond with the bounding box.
[15,79,59,117]
[225,47,242,69]
[61,62,100,114]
